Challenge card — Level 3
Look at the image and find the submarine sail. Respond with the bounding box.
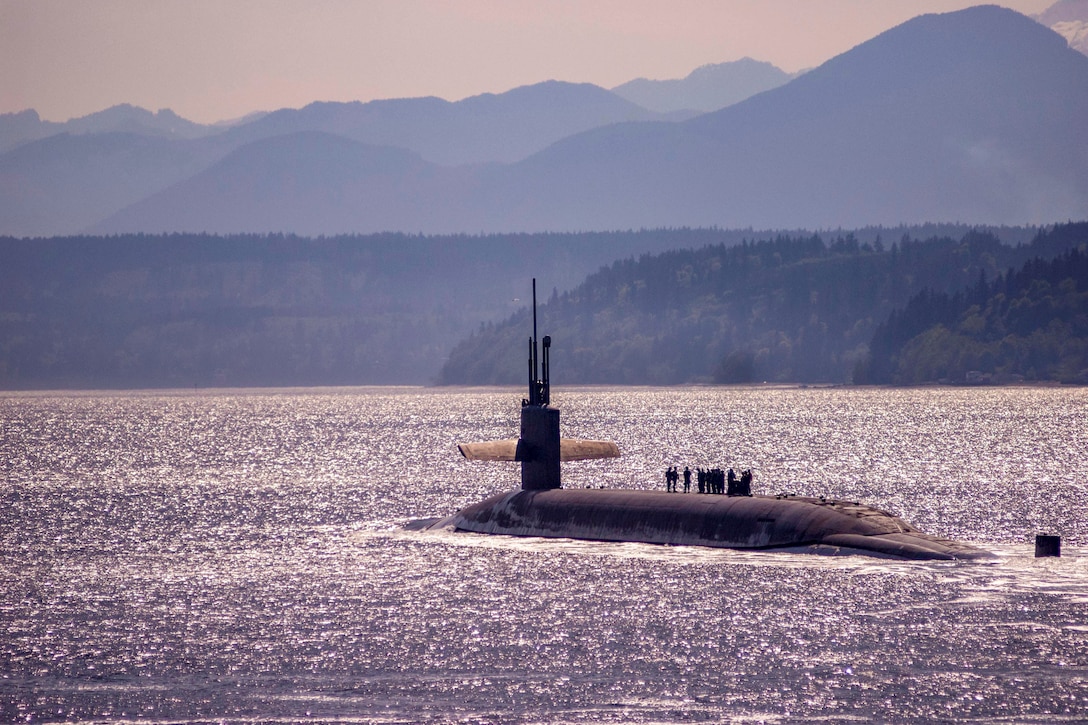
[456,278,620,489]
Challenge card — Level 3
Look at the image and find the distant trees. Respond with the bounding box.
[440,223,1088,386]
[860,240,1088,384]
[0,231,529,388]
[4,223,1085,390]
[0,228,782,389]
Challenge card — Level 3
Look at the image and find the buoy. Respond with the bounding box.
[1035,534,1061,558]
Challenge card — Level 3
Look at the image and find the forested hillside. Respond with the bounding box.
[860,238,1088,385]
[3,224,1074,391]
[0,228,752,389]
[439,224,1088,386]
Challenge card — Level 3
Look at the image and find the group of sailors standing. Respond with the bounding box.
[664,466,753,496]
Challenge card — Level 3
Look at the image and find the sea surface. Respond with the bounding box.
[2,385,1087,723]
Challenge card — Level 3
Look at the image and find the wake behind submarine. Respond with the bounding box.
[422,281,993,561]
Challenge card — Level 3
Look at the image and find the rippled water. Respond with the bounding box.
[2,385,1088,723]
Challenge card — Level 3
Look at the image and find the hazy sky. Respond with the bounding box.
[1,0,1056,124]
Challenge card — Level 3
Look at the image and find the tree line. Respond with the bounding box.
[2,224,1082,390]
[858,243,1088,384]
[439,223,1088,386]
[0,228,776,389]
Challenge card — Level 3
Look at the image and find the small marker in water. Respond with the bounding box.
[1035,534,1061,558]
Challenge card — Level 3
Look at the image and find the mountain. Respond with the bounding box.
[0,82,673,163]
[223,81,672,166]
[1036,0,1088,54]
[468,5,1088,232]
[611,58,795,113]
[0,105,237,236]
[1038,0,1088,23]
[0,110,60,154]
[92,6,1088,237]
[0,132,232,238]
[1,82,674,237]
[0,104,216,154]
[61,104,212,139]
[92,132,475,236]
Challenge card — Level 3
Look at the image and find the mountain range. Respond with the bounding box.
[0,83,690,237]
[1036,0,1088,53]
[610,58,797,113]
[2,5,1087,238]
[0,105,219,155]
[0,57,783,158]
[0,56,796,238]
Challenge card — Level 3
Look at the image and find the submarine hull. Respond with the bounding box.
[428,488,993,561]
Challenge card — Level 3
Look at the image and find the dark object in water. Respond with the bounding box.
[427,488,994,560]
[420,279,993,561]
[1035,534,1061,557]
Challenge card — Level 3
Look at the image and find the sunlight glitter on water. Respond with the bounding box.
[2,385,1088,722]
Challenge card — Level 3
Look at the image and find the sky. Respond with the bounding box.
[0,0,1057,125]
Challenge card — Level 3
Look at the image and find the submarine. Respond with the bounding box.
[421,281,993,561]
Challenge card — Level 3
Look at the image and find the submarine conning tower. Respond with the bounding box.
[455,279,619,485]
[521,279,561,490]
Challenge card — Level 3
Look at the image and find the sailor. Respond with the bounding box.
[682,466,692,493]
[727,468,737,495]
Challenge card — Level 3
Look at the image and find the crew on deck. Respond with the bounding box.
[668,465,753,495]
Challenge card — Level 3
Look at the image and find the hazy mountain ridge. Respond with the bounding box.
[0,132,236,238]
[478,5,1088,232]
[89,6,1088,237]
[1038,0,1088,23]
[1052,19,1088,53]
[0,104,219,155]
[92,132,477,236]
[0,81,686,237]
[224,81,678,166]
[1036,0,1088,53]
[4,5,1087,239]
[610,58,796,113]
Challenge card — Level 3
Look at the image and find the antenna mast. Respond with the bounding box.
[526,278,550,407]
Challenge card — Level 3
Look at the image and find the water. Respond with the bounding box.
[2,385,1088,723]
